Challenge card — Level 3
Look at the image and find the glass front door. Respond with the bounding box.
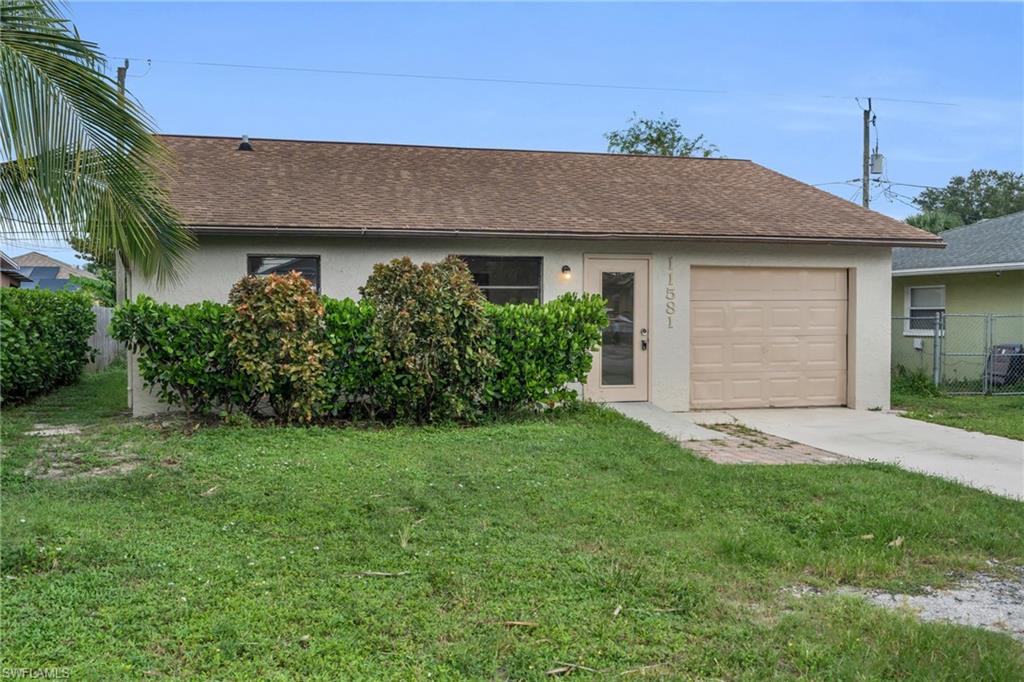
[585,257,650,402]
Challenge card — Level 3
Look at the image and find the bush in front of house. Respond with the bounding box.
[0,288,95,403]
[359,256,497,423]
[110,296,248,416]
[487,292,607,410]
[321,295,378,418]
[112,259,608,423]
[228,272,332,422]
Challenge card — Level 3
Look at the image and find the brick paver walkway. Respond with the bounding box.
[686,422,853,465]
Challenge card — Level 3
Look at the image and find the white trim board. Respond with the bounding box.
[892,262,1024,277]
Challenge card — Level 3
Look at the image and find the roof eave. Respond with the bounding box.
[188,224,943,248]
[892,262,1024,277]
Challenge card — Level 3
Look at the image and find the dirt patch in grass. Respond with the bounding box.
[23,447,142,481]
[789,566,1024,642]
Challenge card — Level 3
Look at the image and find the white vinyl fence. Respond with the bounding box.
[87,306,120,372]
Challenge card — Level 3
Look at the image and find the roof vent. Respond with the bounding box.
[237,134,253,151]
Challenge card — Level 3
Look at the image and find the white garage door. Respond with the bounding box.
[690,267,848,409]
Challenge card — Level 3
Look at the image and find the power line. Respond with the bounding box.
[113,56,961,107]
[882,180,941,190]
[813,178,859,187]
[812,178,940,191]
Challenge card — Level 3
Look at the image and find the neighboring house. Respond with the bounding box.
[1,250,31,288]
[891,211,1024,381]
[12,251,96,291]
[892,211,1024,325]
[123,134,940,416]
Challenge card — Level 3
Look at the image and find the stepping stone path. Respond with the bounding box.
[26,424,82,437]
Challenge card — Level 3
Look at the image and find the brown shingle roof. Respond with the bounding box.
[158,134,941,246]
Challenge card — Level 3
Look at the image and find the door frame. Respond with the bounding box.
[583,254,651,403]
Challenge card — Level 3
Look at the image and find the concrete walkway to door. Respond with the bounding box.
[690,408,1024,500]
[609,402,722,441]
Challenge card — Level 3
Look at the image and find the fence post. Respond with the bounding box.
[931,312,942,387]
[983,314,992,394]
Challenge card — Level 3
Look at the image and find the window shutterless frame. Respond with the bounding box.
[246,254,322,293]
[903,285,946,336]
[456,255,544,304]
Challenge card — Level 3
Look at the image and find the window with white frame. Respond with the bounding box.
[904,285,945,335]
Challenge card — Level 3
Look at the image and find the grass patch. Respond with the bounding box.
[2,368,1023,679]
[892,390,1024,440]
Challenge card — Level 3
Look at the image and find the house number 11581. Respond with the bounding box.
[665,256,676,328]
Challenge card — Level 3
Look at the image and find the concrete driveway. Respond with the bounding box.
[690,408,1024,500]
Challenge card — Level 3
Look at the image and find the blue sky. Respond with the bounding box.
[6,1,1023,264]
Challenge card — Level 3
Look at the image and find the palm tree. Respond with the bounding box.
[1,0,192,282]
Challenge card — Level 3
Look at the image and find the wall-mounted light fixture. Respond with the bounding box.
[561,265,572,281]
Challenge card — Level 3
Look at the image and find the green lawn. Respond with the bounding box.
[892,390,1024,440]
[2,368,1023,679]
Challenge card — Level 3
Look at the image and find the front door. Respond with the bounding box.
[584,256,650,402]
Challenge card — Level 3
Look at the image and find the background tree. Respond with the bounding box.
[904,209,964,235]
[69,234,115,305]
[1,0,193,282]
[911,170,1024,226]
[605,113,720,158]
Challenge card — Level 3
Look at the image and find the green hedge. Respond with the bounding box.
[0,288,95,403]
[488,293,607,409]
[110,295,247,415]
[112,274,606,423]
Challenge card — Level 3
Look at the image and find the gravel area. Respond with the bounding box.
[789,567,1024,642]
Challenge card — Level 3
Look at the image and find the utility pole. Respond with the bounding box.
[116,58,128,102]
[862,97,872,209]
[114,59,133,408]
[113,58,129,304]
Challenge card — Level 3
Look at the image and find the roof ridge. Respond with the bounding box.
[156,133,752,162]
[938,210,1024,235]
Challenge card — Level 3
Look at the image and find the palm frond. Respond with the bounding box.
[0,0,193,282]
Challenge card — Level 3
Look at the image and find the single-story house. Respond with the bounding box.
[891,211,1023,381]
[892,210,1024,327]
[1,250,31,288]
[122,134,941,416]
[12,251,97,291]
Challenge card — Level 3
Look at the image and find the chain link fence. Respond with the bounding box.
[892,314,1024,395]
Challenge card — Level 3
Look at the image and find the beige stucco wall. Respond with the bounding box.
[129,234,894,416]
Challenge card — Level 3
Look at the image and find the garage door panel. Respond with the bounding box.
[805,337,846,370]
[691,371,848,409]
[691,336,845,374]
[692,267,847,301]
[807,302,847,332]
[692,300,846,338]
[692,306,727,334]
[690,267,847,409]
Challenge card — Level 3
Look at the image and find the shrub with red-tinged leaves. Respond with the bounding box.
[228,272,332,422]
[360,256,496,423]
